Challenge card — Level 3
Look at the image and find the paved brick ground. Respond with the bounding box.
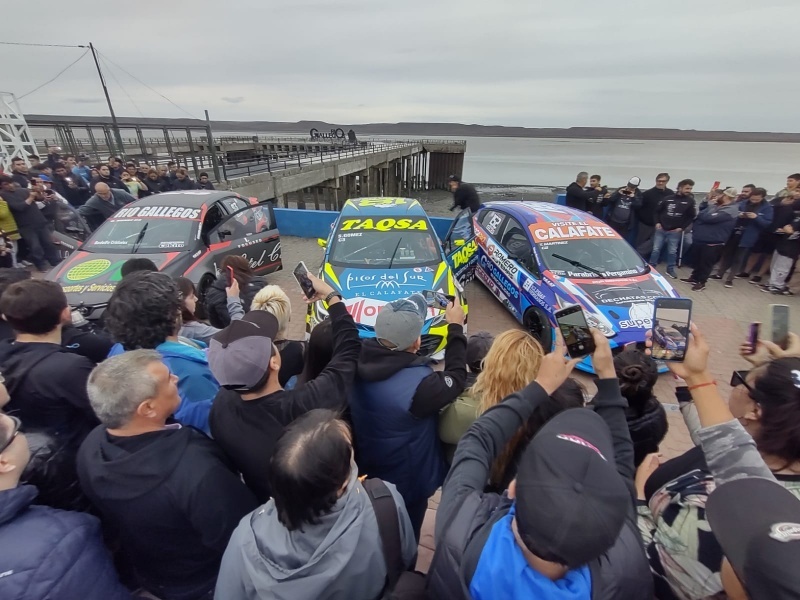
[275,237,800,572]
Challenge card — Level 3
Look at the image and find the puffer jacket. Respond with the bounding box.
[0,485,132,600]
[206,275,268,328]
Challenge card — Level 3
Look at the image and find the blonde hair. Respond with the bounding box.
[250,285,291,336]
[471,330,545,414]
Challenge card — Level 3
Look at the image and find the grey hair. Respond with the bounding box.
[87,349,163,428]
[577,171,589,181]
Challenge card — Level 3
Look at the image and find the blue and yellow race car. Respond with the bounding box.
[309,197,472,356]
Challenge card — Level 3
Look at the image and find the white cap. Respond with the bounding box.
[628,177,641,187]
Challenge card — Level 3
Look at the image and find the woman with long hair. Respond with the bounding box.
[175,277,244,346]
[205,255,268,328]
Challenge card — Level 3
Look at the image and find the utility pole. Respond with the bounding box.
[88,42,125,158]
[205,109,222,183]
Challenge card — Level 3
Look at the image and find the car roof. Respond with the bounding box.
[131,190,248,208]
[482,201,608,229]
[341,197,428,217]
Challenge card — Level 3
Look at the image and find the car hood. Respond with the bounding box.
[325,264,445,334]
[46,250,183,310]
[551,272,679,334]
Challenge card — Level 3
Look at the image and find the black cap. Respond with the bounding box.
[448,175,462,183]
[466,331,494,373]
[208,311,280,391]
[515,408,629,568]
[707,478,800,600]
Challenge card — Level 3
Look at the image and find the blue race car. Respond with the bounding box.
[453,201,679,372]
[309,197,474,356]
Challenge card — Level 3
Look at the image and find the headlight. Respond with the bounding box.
[586,314,615,337]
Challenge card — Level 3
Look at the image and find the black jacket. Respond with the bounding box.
[197,180,215,190]
[604,189,643,229]
[451,183,481,213]
[77,426,258,600]
[0,322,113,364]
[624,396,668,468]
[144,177,165,195]
[51,173,89,207]
[276,338,306,387]
[427,379,652,600]
[10,171,30,188]
[209,301,360,502]
[356,324,467,418]
[0,188,47,228]
[655,193,696,231]
[172,177,197,191]
[638,187,674,227]
[78,189,136,231]
[205,275,268,328]
[89,175,128,194]
[565,182,594,212]
[0,339,98,449]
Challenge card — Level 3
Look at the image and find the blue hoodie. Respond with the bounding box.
[107,339,218,434]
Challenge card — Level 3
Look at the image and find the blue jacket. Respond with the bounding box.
[108,339,218,434]
[0,485,131,600]
[692,202,741,245]
[737,199,774,248]
[350,364,447,503]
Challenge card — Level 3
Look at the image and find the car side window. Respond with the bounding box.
[479,210,506,239]
[201,203,227,240]
[210,207,265,244]
[224,197,250,214]
[499,216,536,273]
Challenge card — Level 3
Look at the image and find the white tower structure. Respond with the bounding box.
[0,92,39,171]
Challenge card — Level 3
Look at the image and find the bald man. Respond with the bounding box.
[78,183,136,231]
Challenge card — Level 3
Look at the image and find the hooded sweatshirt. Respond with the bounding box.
[76,425,258,600]
[215,465,417,600]
[0,339,98,448]
[692,201,741,245]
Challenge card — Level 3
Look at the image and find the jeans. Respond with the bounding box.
[17,225,61,270]
[649,229,682,270]
[769,252,794,289]
[690,243,724,284]
[716,246,750,283]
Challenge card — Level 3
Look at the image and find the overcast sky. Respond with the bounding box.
[3,0,800,131]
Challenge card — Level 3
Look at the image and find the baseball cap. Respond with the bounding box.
[722,187,739,199]
[448,174,462,183]
[208,311,279,391]
[374,293,428,351]
[707,478,800,600]
[627,176,641,187]
[514,408,630,568]
[466,331,494,373]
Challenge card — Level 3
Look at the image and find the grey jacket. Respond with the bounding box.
[179,296,244,346]
[215,465,417,600]
[78,189,136,231]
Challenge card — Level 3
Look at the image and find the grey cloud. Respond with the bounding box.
[221,97,245,104]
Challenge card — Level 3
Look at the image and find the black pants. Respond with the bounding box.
[18,225,61,270]
[690,243,724,284]
[404,496,429,543]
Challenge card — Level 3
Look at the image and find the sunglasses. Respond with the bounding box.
[0,415,21,455]
[731,370,756,396]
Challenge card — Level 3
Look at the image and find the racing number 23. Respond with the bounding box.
[339,218,428,232]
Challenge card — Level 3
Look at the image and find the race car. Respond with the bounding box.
[309,197,472,356]
[451,201,679,372]
[652,322,687,360]
[46,190,282,321]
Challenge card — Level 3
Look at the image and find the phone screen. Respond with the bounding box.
[711,181,721,190]
[293,261,316,299]
[651,298,692,362]
[555,305,596,358]
[747,322,760,354]
[770,304,790,349]
[226,266,234,286]
[423,290,454,309]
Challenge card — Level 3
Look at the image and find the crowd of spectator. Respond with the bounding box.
[566,171,800,294]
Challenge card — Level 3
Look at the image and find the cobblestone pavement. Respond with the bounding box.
[274,237,800,572]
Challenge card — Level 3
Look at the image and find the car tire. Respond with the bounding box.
[195,273,215,321]
[523,308,553,351]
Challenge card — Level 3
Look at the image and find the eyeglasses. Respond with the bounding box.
[656,179,669,184]
[0,415,21,455]
[731,370,756,396]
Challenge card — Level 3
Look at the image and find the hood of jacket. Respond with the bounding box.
[357,338,431,382]
[0,340,67,390]
[232,465,376,598]
[78,425,192,501]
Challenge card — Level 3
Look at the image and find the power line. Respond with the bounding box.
[0,41,86,49]
[18,49,90,99]
[99,54,144,118]
[97,50,200,120]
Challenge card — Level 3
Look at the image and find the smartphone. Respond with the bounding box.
[554,305,596,358]
[651,298,692,362]
[711,181,721,191]
[747,322,760,354]
[423,290,455,309]
[226,265,235,286]
[768,304,790,349]
[293,261,316,299]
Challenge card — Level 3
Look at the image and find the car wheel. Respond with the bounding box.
[523,308,553,351]
[195,273,215,321]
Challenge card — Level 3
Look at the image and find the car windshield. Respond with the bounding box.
[538,238,648,278]
[329,220,440,268]
[86,216,198,254]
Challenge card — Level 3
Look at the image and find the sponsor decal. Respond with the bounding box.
[113,206,202,220]
[159,241,185,249]
[345,297,437,326]
[487,244,519,280]
[769,523,800,543]
[556,434,607,461]
[450,239,478,269]
[62,283,118,294]
[344,270,429,297]
[486,213,503,235]
[479,254,519,299]
[530,221,618,243]
[339,218,428,231]
[522,278,549,307]
[66,259,112,282]
[356,198,408,207]
[444,376,453,387]
[578,283,664,307]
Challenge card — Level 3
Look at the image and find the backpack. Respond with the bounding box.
[362,478,428,600]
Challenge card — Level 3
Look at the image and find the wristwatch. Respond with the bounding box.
[324,291,343,303]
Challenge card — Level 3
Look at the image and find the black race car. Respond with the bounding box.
[46,190,282,320]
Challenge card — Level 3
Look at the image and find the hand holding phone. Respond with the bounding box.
[293,261,317,299]
[746,322,760,355]
[423,289,455,309]
[768,304,790,350]
[651,298,692,362]
[226,265,235,287]
[554,305,596,358]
